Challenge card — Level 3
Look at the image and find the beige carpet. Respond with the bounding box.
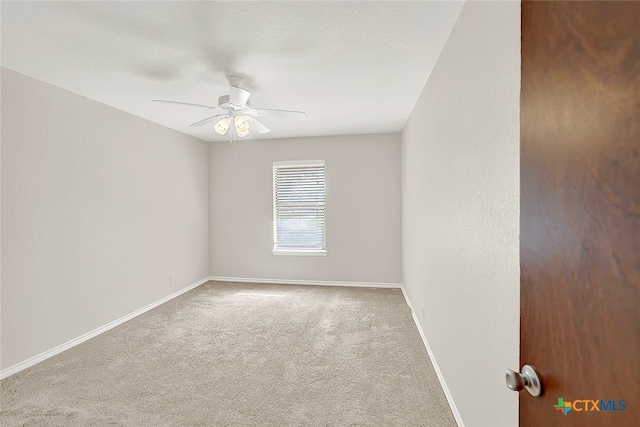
[1,281,456,426]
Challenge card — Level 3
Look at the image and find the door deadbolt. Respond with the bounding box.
[506,365,542,397]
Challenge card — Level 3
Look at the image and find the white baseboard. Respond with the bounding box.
[207,276,402,289]
[0,277,210,380]
[400,285,465,427]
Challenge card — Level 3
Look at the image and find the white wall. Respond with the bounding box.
[401,2,520,426]
[1,68,210,370]
[209,133,401,284]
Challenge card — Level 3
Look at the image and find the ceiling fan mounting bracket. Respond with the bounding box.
[226,75,243,88]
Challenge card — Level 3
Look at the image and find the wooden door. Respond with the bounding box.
[520,1,640,426]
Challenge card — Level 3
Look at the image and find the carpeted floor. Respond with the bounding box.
[0,281,456,426]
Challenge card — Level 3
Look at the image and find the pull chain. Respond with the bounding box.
[229,120,237,156]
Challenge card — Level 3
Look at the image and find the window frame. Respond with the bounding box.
[272,159,327,256]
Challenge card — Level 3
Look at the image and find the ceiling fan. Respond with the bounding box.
[153,75,307,138]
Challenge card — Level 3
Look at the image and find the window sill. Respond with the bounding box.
[272,249,328,257]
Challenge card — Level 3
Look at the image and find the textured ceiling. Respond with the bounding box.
[1,1,463,142]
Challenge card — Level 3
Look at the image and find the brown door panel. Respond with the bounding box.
[520,1,640,426]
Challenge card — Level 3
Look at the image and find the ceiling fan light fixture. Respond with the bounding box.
[214,117,230,135]
[235,116,250,137]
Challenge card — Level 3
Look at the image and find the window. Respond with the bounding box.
[273,160,326,255]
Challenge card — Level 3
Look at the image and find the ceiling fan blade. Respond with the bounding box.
[229,86,251,108]
[189,114,228,127]
[152,99,216,109]
[245,116,271,134]
[253,108,307,120]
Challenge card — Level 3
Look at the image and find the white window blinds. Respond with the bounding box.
[273,160,326,253]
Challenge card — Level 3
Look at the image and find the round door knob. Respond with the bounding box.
[505,365,542,397]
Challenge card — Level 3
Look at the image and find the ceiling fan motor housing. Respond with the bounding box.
[218,95,250,111]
